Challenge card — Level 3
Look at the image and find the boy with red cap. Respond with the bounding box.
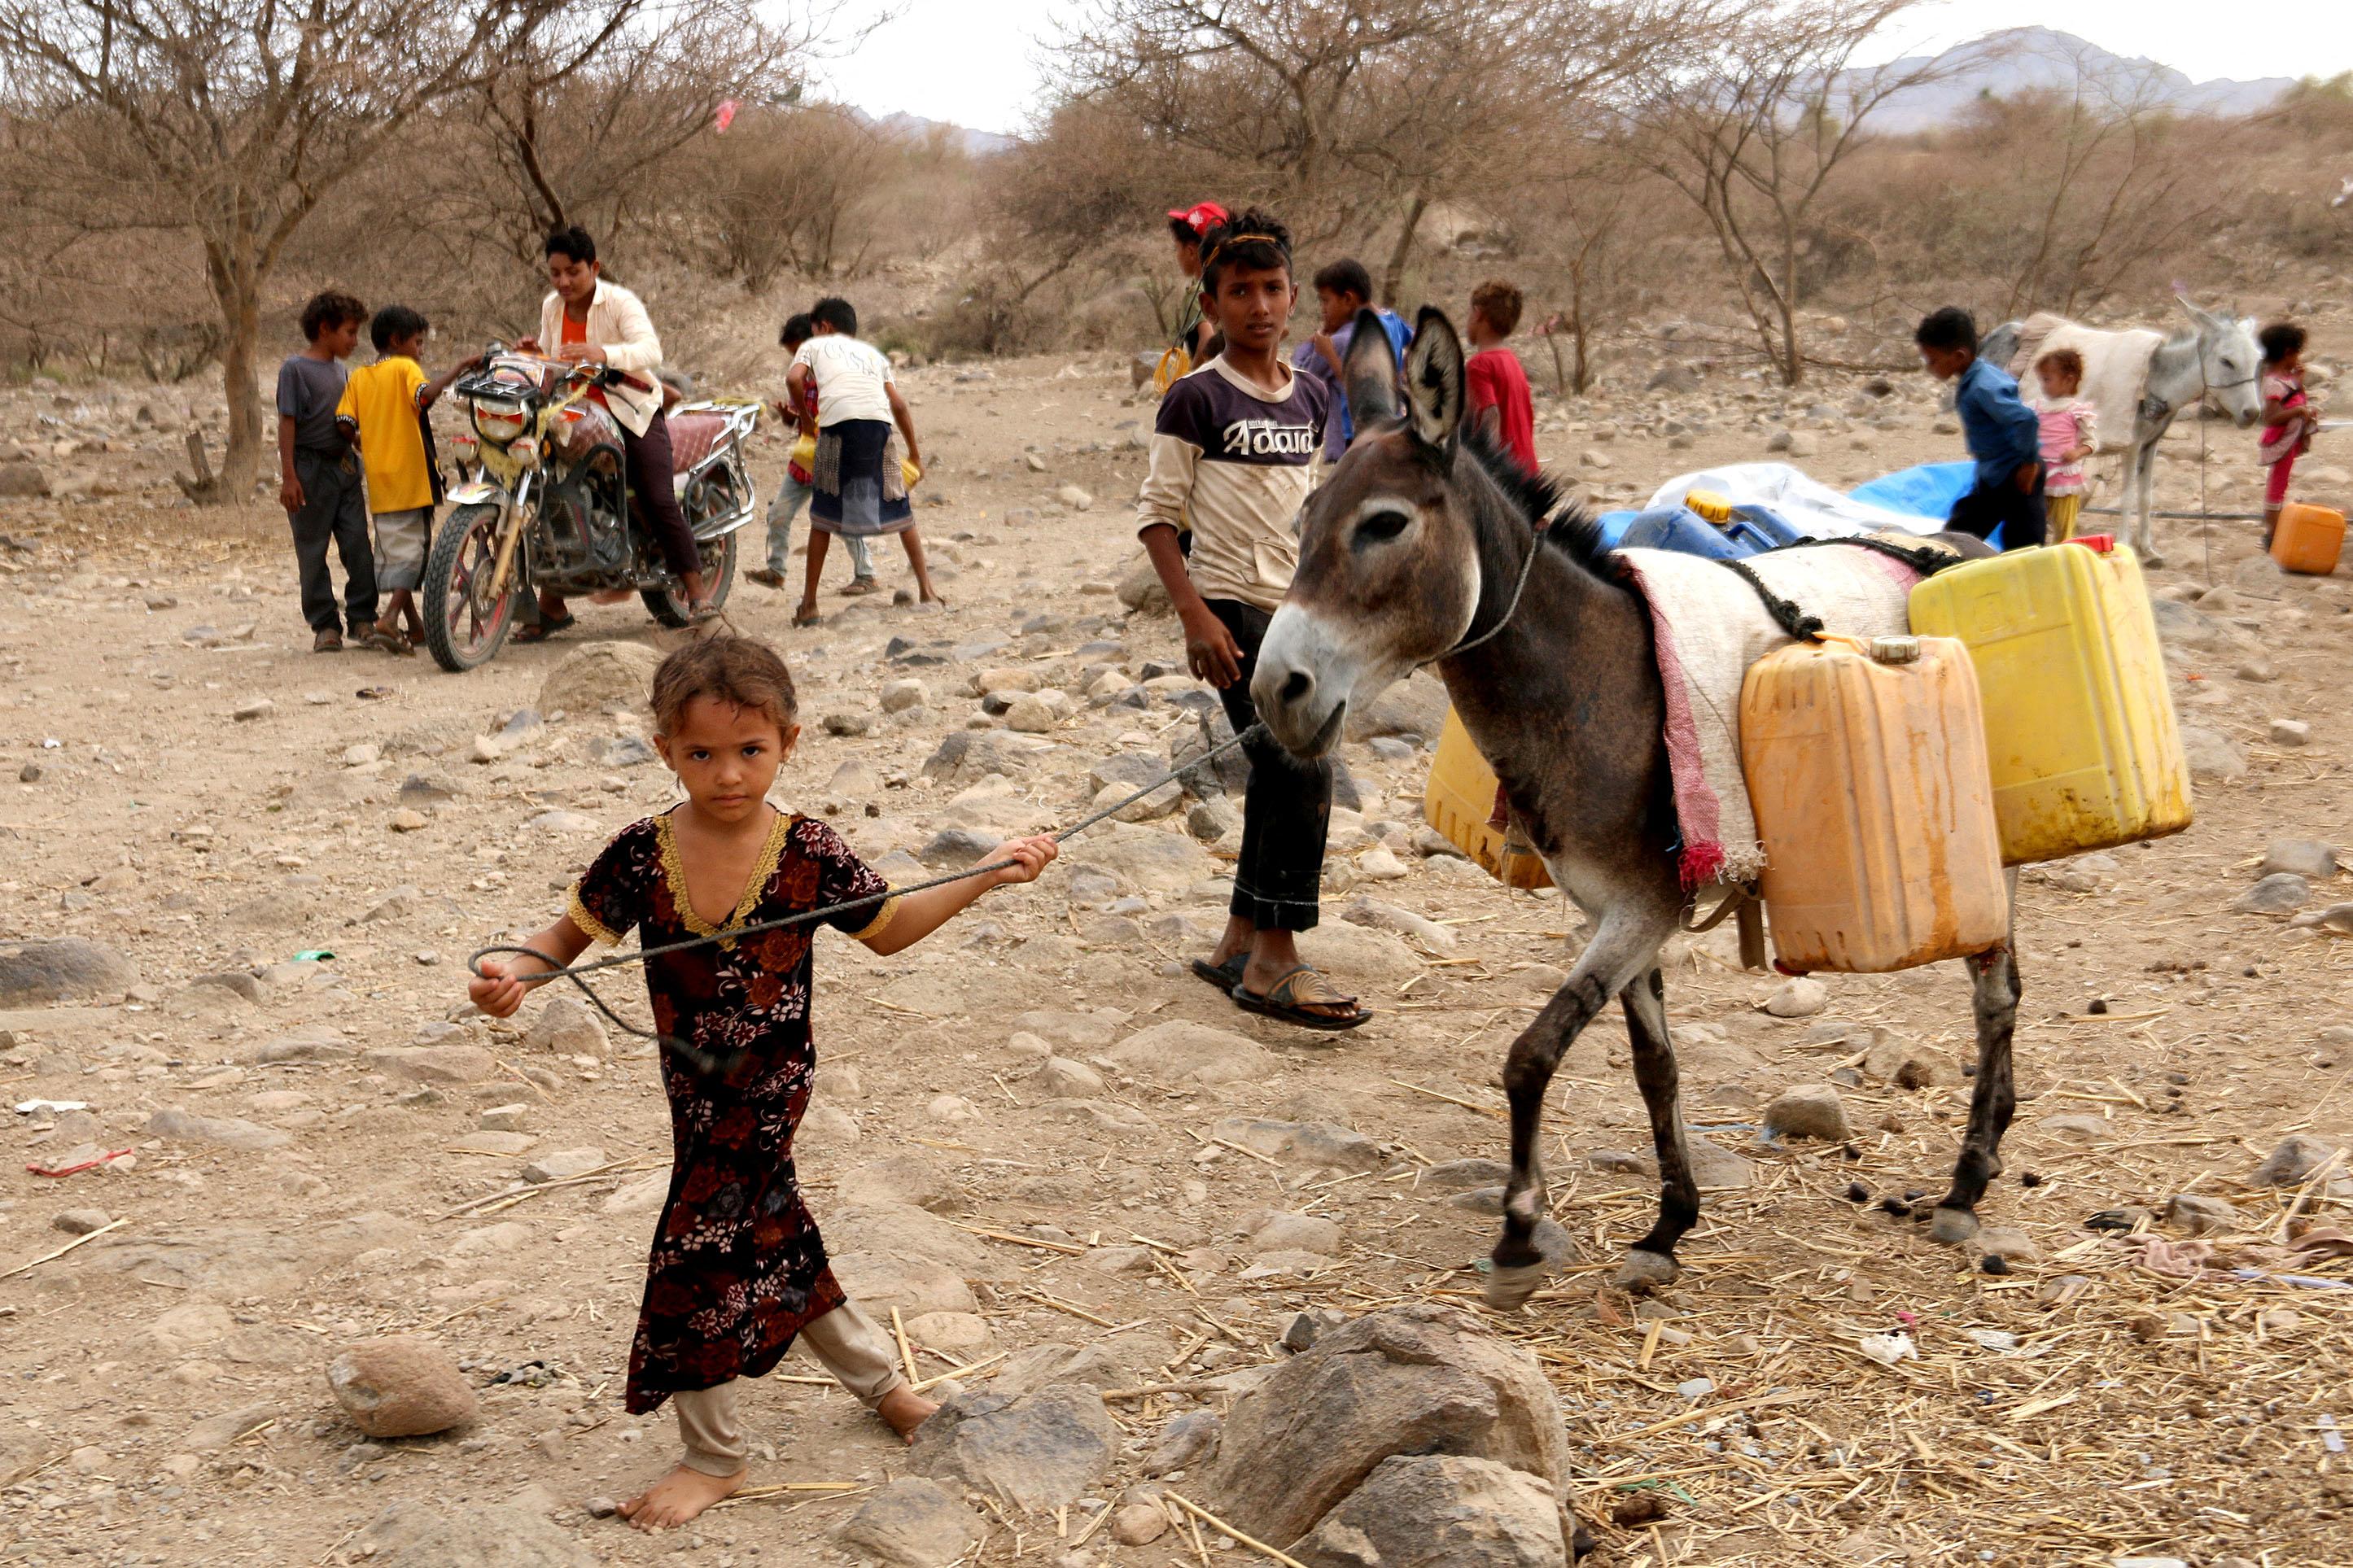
[1166,200,1228,370]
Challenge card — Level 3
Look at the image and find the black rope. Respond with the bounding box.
[470,723,1266,1077]
[1717,533,1970,645]
[1721,559,1824,643]
[1777,531,1970,580]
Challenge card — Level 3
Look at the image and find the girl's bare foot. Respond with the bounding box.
[617,1464,743,1530]
[877,1385,938,1444]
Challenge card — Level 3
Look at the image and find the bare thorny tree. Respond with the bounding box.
[1961,32,2249,318]
[1056,0,1722,304]
[1637,0,1944,386]
[0,0,822,500]
[449,0,829,274]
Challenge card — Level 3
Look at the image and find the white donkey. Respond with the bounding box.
[1982,297,2263,565]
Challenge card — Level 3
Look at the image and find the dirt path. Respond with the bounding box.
[2,352,2351,1566]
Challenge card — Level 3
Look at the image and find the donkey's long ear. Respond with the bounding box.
[1341,307,1401,431]
[1402,307,1466,453]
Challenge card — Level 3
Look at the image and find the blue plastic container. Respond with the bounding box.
[1595,509,1641,552]
[1621,506,1773,560]
[1727,504,1804,548]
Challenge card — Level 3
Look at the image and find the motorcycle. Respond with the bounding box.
[420,346,760,672]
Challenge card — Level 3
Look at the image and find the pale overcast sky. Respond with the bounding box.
[814,0,2353,137]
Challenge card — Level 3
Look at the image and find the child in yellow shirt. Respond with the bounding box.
[335,307,477,652]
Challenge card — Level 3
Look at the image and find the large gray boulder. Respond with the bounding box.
[833,1477,987,1566]
[0,937,138,1007]
[1203,1304,1572,1548]
[908,1382,1117,1511]
[1292,1454,1569,1568]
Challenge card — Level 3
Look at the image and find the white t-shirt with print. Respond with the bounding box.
[791,334,894,426]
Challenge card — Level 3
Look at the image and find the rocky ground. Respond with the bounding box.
[3,340,2353,1568]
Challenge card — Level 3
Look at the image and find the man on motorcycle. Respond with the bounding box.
[515,225,717,636]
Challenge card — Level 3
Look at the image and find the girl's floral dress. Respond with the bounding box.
[566,810,894,1413]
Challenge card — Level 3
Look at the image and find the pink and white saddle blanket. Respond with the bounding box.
[1611,539,1950,889]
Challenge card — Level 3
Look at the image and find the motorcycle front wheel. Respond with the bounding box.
[641,526,737,628]
[422,502,518,672]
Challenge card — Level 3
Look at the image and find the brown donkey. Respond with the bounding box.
[1249,308,2023,1307]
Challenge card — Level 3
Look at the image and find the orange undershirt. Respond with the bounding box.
[561,309,608,408]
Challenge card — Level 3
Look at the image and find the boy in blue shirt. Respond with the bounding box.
[1916,307,2045,549]
[1292,258,1410,461]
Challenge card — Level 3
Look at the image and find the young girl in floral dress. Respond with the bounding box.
[2257,322,2315,548]
[468,635,1056,1530]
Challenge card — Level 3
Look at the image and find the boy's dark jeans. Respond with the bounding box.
[288,448,377,633]
[624,409,701,580]
[1206,597,1332,933]
[1948,468,2048,550]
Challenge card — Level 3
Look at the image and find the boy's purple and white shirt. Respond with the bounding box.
[1135,357,1328,612]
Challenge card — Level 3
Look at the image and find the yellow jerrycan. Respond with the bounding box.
[1740,634,2007,974]
[1422,709,1552,890]
[1908,537,2192,865]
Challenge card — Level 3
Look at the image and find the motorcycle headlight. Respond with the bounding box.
[470,400,528,446]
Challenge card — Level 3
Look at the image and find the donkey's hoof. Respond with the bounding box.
[1928,1206,1980,1246]
[1613,1250,1681,1291]
[1483,1261,1551,1312]
[2141,549,2166,569]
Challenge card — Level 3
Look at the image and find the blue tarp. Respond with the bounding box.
[1846,461,1975,522]
[1599,461,2010,557]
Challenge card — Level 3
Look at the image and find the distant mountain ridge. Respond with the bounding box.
[1852,26,2294,132]
[849,108,1016,158]
[836,27,2294,155]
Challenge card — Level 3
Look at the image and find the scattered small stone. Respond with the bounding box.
[523,1147,609,1184]
[232,697,274,721]
[1764,1084,1851,1141]
[2166,1194,2238,1235]
[1109,1500,1170,1545]
[2261,839,2339,880]
[2252,1133,2343,1187]
[1974,1225,2040,1265]
[2270,718,2311,748]
[1141,1409,1222,1477]
[2233,873,2310,915]
[326,1337,478,1438]
[1761,976,1828,1018]
[51,1208,111,1234]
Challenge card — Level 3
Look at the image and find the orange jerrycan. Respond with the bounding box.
[1740,634,2007,974]
[2271,502,2345,575]
[1422,708,1551,890]
[1909,537,2192,864]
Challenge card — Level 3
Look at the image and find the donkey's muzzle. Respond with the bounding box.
[1250,606,1352,758]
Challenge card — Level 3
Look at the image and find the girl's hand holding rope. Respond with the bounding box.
[463,724,1261,1073]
